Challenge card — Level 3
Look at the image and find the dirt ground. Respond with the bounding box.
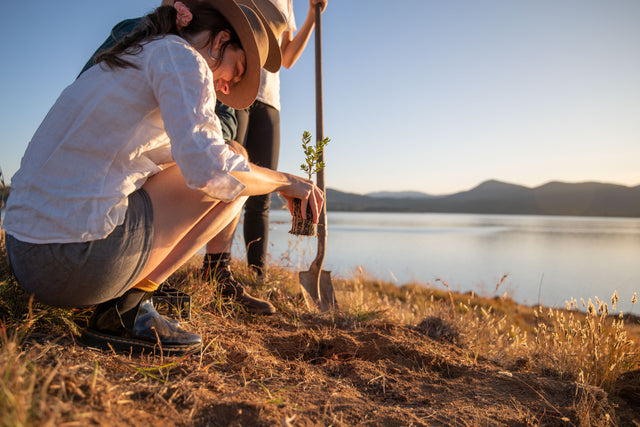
[13,301,640,427]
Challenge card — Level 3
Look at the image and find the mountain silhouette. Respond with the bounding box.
[271,180,640,218]
[366,191,436,199]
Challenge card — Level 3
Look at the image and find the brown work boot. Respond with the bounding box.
[201,263,276,315]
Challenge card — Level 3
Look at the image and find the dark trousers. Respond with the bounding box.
[236,101,280,272]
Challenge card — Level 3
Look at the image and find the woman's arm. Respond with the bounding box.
[280,0,327,69]
[231,164,324,222]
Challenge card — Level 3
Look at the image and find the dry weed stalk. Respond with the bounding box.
[334,267,440,326]
[419,277,639,393]
[531,294,638,390]
[0,230,7,284]
[427,278,529,363]
[1,168,9,281]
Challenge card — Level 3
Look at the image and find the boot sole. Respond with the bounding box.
[80,328,201,356]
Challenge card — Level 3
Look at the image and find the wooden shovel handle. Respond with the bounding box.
[313,2,327,272]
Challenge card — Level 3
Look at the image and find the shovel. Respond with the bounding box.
[299,3,337,312]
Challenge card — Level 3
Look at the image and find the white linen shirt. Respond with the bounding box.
[255,0,296,111]
[3,35,250,244]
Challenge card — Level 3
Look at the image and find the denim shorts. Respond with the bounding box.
[5,189,154,308]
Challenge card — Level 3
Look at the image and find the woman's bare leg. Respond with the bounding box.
[83,165,212,352]
[205,213,241,254]
[134,165,246,285]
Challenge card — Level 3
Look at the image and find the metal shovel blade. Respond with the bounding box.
[299,268,337,312]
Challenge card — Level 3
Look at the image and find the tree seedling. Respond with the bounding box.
[300,130,329,179]
[290,131,330,236]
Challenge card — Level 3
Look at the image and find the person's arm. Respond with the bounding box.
[280,0,327,69]
[231,164,324,222]
[220,140,322,221]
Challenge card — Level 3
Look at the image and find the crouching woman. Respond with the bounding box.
[2,0,323,355]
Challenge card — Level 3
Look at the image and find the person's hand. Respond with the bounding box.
[279,174,324,223]
[309,0,327,14]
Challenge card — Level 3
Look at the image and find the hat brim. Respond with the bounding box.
[237,0,283,73]
[261,19,282,73]
[203,0,263,110]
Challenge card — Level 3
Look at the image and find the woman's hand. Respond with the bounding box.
[279,174,324,223]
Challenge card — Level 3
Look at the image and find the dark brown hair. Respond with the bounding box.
[96,3,241,70]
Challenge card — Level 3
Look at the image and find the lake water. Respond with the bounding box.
[236,210,640,314]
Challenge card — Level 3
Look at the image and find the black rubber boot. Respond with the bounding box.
[81,288,201,355]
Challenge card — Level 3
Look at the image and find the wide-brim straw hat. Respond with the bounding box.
[197,0,270,109]
[236,0,287,73]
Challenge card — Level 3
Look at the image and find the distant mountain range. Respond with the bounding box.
[272,180,640,218]
[2,179,638,218]
[366,191,437,199]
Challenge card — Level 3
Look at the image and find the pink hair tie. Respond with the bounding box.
[174,1,193,29]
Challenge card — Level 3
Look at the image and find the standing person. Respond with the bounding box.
[2,0,323,355]
[201,0,328,302]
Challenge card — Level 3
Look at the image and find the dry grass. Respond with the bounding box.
[335,266,640,389]
[2,246,639,424]
[1,186,639,424]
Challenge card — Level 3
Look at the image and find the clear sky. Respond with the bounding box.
[1,0,638,195]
